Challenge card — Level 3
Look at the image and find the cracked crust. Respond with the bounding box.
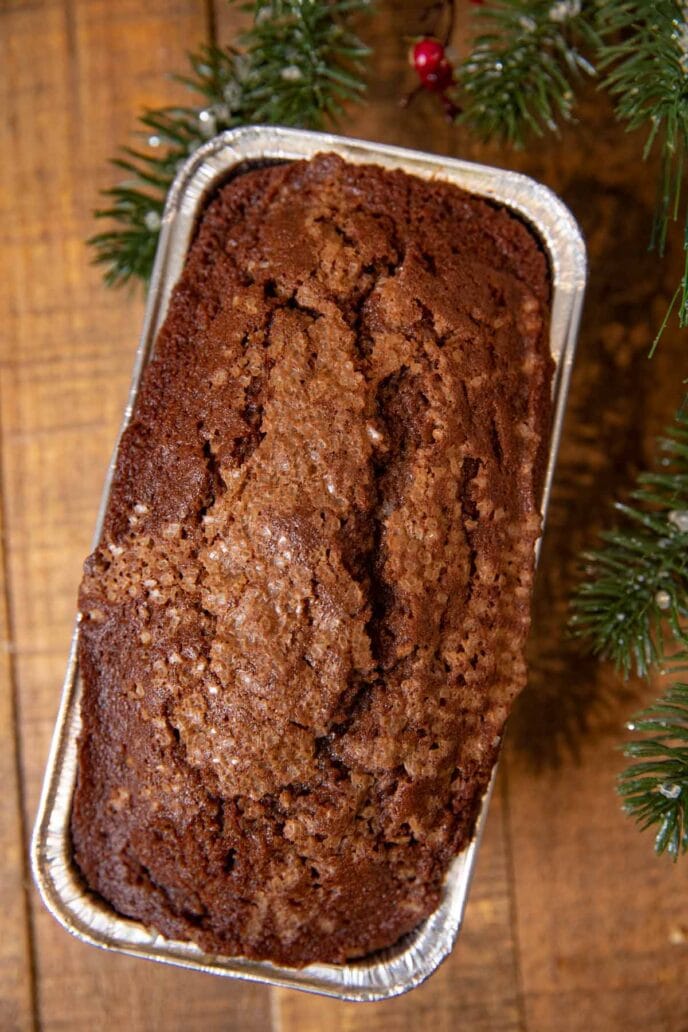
[71,153,552,966]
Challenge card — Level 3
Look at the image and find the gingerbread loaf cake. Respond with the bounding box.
[72,153,552,966]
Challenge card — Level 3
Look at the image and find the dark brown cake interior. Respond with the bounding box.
[72,153,552,966]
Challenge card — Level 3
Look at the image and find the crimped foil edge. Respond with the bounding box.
[31,126,586,1002]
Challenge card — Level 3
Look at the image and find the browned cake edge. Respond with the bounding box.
[71,153,553,966]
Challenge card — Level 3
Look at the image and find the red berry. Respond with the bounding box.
[411,38,445,81]
[423,58,454,93]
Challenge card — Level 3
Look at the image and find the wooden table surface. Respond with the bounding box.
[2,2,687,1029]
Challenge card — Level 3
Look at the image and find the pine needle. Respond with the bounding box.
[620,682,688,858]
[571,410,688,856]
[597,1,688,335]
[89,1,374,287]
[455,0,601,148]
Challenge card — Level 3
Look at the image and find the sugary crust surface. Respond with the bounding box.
[72,153,552,965]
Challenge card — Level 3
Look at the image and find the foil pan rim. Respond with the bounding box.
[31,126,586,1003]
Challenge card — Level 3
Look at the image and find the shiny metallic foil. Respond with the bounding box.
[32,127,586,1002]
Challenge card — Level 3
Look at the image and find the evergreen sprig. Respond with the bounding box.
[571,412,688,675]
[90,45,242,286]
[90,0,373,287]
[241,0,372,126]
[571,411,688,855]
[455,1,600,146]
[573,414,688,681]
[620,682,688,857]
[453,1,688,327]
[598,1,688,327]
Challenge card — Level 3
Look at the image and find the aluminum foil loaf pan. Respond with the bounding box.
[32,126,586,1002]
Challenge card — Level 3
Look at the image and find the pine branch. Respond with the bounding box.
[450,1,688,334]
[240,0,372,127]
[455,0,600,147]
[571,410,688,858]
[571,410,688,679]
[597,1,688,327]
[90,1,373,287]
[619,681,688,858]
[89,44,244,287]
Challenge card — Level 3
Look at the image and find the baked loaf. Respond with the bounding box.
[72,153,552,966]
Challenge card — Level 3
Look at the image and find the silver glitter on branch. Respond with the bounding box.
[90,0,374,287]
[600,1,688,327]
[676,3,688,73]
[549,1,582,23]
[668,509,688,532]
[572,408,688,858]
[455,0,599,146]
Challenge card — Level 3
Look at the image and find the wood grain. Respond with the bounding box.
[0,474,34,1032]
[1,1,270,1029]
